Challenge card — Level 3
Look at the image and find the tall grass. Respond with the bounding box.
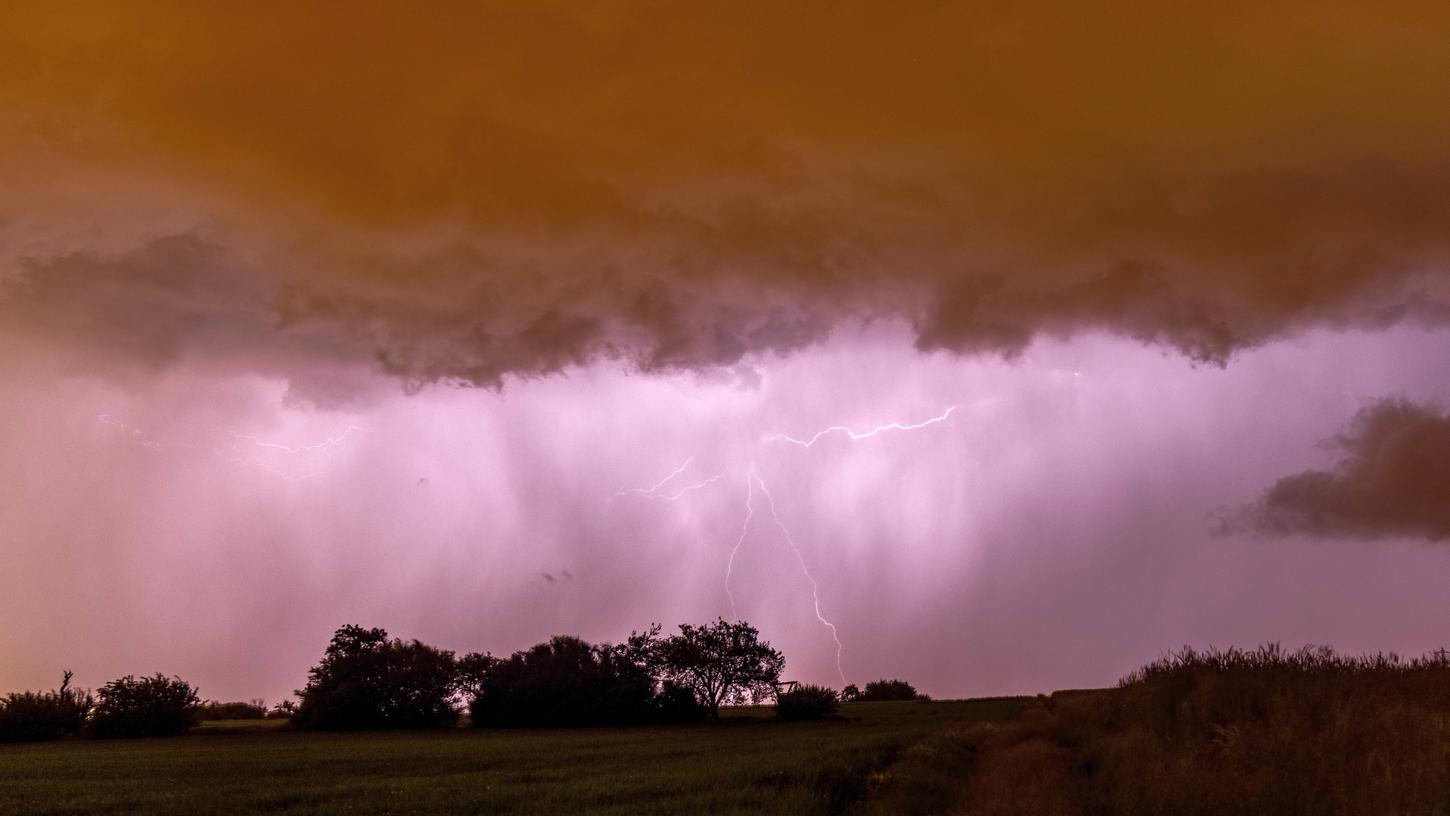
[858,645,1450,816]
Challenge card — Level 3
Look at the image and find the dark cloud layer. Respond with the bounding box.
[2,3,1449,389]
[1243,399,1450,541]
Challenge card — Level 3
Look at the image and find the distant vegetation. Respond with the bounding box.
[89,674,200,739]
[295,618,782,730]
[1,619,919,744]
[0,671,90,743]
[196,699,267,721]
[861,644,1450,816]
[774,683,839,721]
[843,679,919,702]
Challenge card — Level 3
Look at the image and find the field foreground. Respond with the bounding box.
[0,699,1024,816]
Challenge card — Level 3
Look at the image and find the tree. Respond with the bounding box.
[858,678,918,701]
[469,635,660,728]
[90,674,199,738]
[293,625,460,730]
[454,651,499,703]
[651,619,784,719]
[840,684,861,702]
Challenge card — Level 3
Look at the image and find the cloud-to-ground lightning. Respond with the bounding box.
[615,403,958,687]
[763,404,957,448]
[724,467,757,620]
[751,469,846,685]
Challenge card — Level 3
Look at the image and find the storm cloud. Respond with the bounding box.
[1243,399,1450,541]
[3,3,1449,391]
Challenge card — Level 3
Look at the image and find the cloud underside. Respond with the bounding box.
[1243,400,1450,542]
[2,4,1449,390]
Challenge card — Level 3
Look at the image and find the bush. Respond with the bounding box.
[265,700,297,720]
[90,674,199,738]
[775,684,839,721]
[0,671,91,743]
[858,679,917,701]
[653,680,709,724]
[196,700,267,721]
[294,625,460,730]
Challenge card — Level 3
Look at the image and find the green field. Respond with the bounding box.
[0,699,1024,816]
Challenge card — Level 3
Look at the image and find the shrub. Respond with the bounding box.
[90,674,199,738]
[196,700,267,721]
[0,671,92,743]
[653,680,709,724]
[294,625,460,730]
[775,684,839,721]
[265,700,297,720]
[858,679,917,701]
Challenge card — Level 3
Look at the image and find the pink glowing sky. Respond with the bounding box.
[3,4,1450,704]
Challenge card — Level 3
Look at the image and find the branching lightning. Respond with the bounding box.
[97,414,174,448]
[763,405,957,448]
[659,469,729,500]
[610,457,696,500]
[229,425,370,453]
[614,403,957,687]
[97,413,368,483]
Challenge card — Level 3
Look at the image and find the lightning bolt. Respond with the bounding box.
[724,468,756,620]
[659,469,729,500]
[752,469,846,685]
[610,457,695,500]
[616,403,957,688]
[229,425,370,453]
[763,404,957,448]
[97,414,175,449]
[97,414,367,483]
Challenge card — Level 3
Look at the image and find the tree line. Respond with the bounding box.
[1,618,925,742]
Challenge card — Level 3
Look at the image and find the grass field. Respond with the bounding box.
[0,699,1024,816]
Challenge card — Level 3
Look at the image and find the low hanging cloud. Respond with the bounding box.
[2,4,1450,391]
[1239,399,1450,542]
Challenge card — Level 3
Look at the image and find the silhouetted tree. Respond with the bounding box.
[196,699,267,720]
[840,683,861,702]
[293,625,460,730]
[455,651,499,703]
[775,683,839,721]
[0,671,92,743]
[858,678,917,701]
[266,699,297,720]
[470,635,661,727]
[649,618,784,719]
[89,674,199,738]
